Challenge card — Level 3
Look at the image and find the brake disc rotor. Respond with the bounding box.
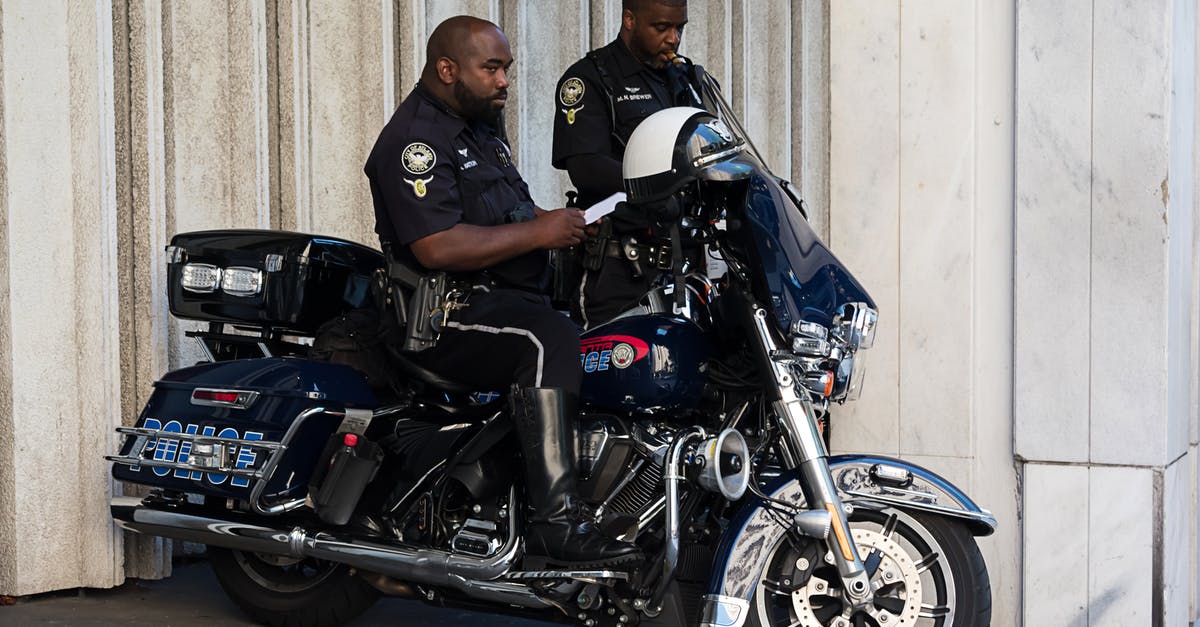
[789,528,923,626]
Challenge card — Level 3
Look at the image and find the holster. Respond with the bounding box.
[401,271,451,353]
[582,218,613,271]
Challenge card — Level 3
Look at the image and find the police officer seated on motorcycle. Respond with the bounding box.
[364,15,641,566]
[552,0,707,328]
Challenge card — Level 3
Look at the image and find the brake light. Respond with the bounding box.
[190,388,259,409]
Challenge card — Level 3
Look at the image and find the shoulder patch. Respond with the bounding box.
[559,78,585,107]
[401,142,436,175]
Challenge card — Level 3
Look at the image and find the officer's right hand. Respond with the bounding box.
[533,208,587,249]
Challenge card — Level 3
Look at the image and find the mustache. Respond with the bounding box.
[491,88,508,99]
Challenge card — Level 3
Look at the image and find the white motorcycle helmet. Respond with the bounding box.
[622,107,753,203]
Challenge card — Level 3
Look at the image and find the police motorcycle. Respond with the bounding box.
[107,66,994,627]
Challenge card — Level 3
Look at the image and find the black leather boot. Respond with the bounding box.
[510,386,642,566]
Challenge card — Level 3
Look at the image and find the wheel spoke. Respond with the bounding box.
[762,577,795,597]
[914,550,941,574]
[919,603,951,618]
[873,594,906,614]
[879,513,898,540]
[813,602,843,624]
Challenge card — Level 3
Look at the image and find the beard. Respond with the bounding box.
[454,80,506,122]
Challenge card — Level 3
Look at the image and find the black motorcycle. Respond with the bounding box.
[108,80,994,627]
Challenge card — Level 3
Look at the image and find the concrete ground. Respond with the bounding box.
[0,559,556,626]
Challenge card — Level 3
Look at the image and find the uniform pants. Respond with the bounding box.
[572,257,657,330]
[412,288,582,393]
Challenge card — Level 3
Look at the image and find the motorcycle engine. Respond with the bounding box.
[577,417,675,538]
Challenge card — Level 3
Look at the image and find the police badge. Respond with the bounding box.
[559,77,585,125]
[401,142,436,175]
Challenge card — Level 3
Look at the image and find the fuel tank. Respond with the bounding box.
[578,314,712,415]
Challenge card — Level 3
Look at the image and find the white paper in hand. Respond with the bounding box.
[583,192,625,224]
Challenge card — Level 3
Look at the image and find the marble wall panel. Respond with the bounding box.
[0,0,12,591]
[1013,0,1092,464]
[972,1,1019,621]
[1166,0,1196,466]
[1090,0,1171,467]
[827,0,900,456]
[1023,463,1089,627]
[1164,453,1191,626]
[1089,465,1154,624]
[896,0,974,459]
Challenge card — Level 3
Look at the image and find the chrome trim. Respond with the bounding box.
[750,307,872,604]
[649,428,705,609]
[165,245,186,264]
[264,253,284,272]
[111,486,532,604]
[502,570,628,582]
[248,406,330,514]
[692,142,746,169]
[700,594,750,627]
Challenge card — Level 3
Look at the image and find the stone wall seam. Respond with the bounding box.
[252,0,271,228]
[0,0,18,594]
[91,0,125,585]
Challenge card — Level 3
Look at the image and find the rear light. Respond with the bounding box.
[191,388,259,409]
[220,266,264,296]
[180,263,221,293]
[343,433,359,447]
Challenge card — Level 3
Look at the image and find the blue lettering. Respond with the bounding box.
[584,351,600,373]
[132,418,162,472]
[173,423,201,480]
[206,427,239,485]
[152,421,183,476]
[598,349,612,372]
[230,432,264,488]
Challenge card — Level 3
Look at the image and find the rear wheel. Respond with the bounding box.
[208,547,380,627]
[748,508,990,627]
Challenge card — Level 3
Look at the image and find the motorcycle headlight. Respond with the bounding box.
[836,302,878,351]
[842,350,869,401]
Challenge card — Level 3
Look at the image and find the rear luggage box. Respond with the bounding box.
[167,230,385,335]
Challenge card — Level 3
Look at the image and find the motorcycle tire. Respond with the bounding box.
[208,546,380,627]
[747,508,991,627]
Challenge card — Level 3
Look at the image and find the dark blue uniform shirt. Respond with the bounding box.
[366,82,548,292]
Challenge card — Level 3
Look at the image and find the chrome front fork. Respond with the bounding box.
[749,308,873,606]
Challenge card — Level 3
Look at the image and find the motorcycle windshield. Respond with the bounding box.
[711,156,875,332]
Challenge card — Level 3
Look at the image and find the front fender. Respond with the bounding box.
[699,455,996,627]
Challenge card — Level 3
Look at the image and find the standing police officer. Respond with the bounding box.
[365,16,640,567]
[552,0,706,328]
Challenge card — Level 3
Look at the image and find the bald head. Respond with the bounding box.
[423,16,503,82]
[421,16,514,121]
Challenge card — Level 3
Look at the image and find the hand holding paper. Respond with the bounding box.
[583,192,625,224]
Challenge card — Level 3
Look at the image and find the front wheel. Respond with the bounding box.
[748,508,991,627]
[208,547,380,627]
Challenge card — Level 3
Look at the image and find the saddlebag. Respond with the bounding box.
[109,357,377,512]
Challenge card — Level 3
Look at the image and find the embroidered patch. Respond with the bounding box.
[559,77,585,107]
[562,104,585,125]
[456,147,469,157]
[403,176,433,198]
[401,142,436,175]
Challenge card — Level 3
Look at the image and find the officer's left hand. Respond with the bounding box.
[531,207,587,249]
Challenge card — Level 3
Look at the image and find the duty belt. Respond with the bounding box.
[605,237,673,274]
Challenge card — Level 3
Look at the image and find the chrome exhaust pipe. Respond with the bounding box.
[110,496,549,608]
